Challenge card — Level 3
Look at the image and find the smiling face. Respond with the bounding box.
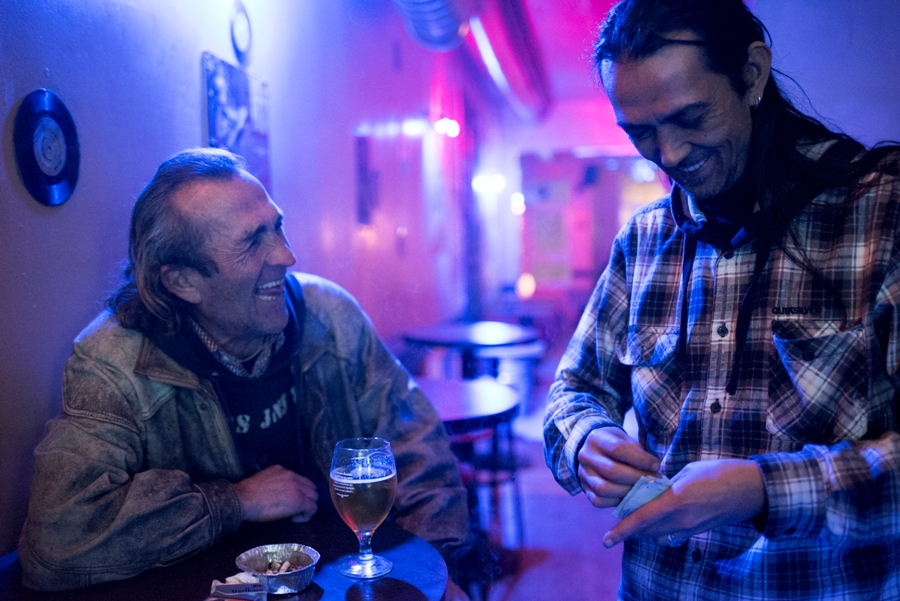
[172,172,296,356]
[602,36,758,201]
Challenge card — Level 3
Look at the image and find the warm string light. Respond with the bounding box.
[353,117,460,139]
[510,191,525,215]
[433,117,460,138]
[516,273,536,299]
[471,173,505,194]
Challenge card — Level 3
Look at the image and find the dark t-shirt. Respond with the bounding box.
[147,284,324,488]
[216,359,302,474]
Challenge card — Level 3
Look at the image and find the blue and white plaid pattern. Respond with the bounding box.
[544,160,900,600]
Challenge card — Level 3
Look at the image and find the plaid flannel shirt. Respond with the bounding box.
[544,156,900,600]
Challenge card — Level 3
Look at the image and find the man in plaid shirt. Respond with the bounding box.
[543,0,900,599]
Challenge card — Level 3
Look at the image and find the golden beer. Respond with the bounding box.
[330,465,397,534]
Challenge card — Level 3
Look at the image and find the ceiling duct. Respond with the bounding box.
[392,0,479,51]
[464,0,551,121]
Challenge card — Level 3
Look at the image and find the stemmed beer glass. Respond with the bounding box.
[329,437,397,578]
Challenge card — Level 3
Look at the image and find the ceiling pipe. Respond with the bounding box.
[391,0,480,51]
[392,0,551,121]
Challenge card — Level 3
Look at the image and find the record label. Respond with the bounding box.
[13,88,80,206]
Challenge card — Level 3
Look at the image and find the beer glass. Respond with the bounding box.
[330,437,397,578]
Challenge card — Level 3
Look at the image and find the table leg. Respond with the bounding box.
[461,348,478,379]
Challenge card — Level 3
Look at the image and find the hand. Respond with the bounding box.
[233,465,319,523]
[602,458,767,548]
[577,426,661,508]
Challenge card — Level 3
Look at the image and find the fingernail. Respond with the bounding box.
[603,534,615,548]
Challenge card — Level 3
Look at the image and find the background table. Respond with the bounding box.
[2,509,446,601]
[418,377,520,436]
[403,321,539,378]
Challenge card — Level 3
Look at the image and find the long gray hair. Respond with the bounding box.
[107,148,247,334]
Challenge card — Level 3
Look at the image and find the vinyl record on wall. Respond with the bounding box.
[230,0,252,65]
[13,88,80,207]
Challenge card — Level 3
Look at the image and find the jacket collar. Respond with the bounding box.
[136,274,311,387]
[134,336,205,390]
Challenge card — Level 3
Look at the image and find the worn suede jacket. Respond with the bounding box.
[19,273,469,591]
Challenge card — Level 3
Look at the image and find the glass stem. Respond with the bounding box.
[357,531,374,562]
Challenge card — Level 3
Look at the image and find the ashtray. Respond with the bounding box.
[235,543,320,594]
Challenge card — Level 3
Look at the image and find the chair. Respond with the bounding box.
[468,417,525,553]
[474,339,546,414]
[417,377,524,592]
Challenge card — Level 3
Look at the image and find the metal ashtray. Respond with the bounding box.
[236,543,320,594]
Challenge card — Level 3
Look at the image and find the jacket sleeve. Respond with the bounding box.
[543,236,634,495]
[18,343,243,591]
[353,313,472,561]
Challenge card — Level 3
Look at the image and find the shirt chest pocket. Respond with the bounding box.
[768,321,869,444]
[615,326,683,437]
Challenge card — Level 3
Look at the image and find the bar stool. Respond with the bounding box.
[417,377,524,551]
[474,338,546,414]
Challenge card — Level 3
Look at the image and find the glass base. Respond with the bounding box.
[337,553,393,579]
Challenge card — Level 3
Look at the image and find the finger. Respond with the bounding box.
[290,510,313,523]
[603,441,660,474]
[294,479,318,501]
[578,467,633,507]
[603,493,674,547]
[580,452,656,489]
[290,498,318,523]
[654,534,688,547]
[296,493,318,515]
[583,484,623,509]
[585,428,661,473]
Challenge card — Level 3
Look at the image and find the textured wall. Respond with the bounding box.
[0,0,494,555]
[755,0,900,147]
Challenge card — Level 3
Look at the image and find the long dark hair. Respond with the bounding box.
[107,148,246,335]
[595,0,900,307]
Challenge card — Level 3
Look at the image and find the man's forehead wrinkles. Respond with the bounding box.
[619,100,711,129]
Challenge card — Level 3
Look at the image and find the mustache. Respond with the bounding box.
[659,154,709,179]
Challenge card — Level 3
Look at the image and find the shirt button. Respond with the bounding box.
[723,251,734,259]
[692,549,703,562]
[710,400,721,414]
[802,349,816,361]
[199,403,209,411]
[717,324,729,337]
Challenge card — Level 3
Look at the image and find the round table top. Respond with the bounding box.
[403,320,538,350]
[418,377,520,435]
[6,510,446,601]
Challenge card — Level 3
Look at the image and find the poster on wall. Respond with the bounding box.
[202,51,270,190]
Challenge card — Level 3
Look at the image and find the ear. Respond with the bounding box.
[743,41,772,106]
[160,265,203,305]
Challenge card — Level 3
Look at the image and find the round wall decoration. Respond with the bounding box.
[13,88,80,207]
[231,0,252,65]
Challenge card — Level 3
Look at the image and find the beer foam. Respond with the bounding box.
[330,466,395,484]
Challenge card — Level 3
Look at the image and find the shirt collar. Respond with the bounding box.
[190,320,285,379]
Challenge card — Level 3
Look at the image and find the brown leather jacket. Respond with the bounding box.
[19,273,469,591]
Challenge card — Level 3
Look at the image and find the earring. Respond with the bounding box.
[754,94,762,109]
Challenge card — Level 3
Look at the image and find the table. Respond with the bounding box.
[403,321,539,378]
[2,509,447,601]
[417,377,520,436]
